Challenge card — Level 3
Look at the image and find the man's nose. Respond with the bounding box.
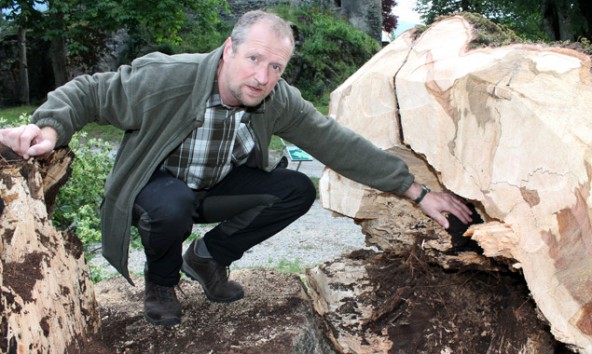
[254,66,269,86]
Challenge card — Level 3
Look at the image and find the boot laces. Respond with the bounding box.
[154,283,177,302]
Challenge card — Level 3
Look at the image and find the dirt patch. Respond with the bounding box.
[2,251,47,303]
[84,269,333,354]
[81,250,577,353]
[355,248,574,353]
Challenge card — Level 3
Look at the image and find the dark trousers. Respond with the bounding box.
[132,165,316,286]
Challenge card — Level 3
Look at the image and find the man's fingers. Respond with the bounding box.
[18,126,36,155]
[0,129,7,145]
[445,200,467,223]
[433,213,450,229]
[420,191,474,229]
[3,126,26,155]
[0,125,43,158]
[449,198,472,224]
[440,193,470,222]
[27,139,54,157]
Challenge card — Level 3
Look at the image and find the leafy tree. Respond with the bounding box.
[0,0,228,88]
[149,9,233,56]
[581,1,592,38]
[414,0,590,41]
[382,0,398,34]
[0,1,43,104]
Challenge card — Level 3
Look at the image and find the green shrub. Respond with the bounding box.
[88,263,116,283]
[274,5,381,106]
[52,132,114,251]
[174,20,233,54]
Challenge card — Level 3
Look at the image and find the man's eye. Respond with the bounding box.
[249,56,257,62]
[272,64,281,71]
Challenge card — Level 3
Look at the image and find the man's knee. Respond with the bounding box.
[133,174,195,242]
[292,172,316,208]
[278,170,315,216]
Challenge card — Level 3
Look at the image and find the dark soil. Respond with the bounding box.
[354,248,574,353]
[79,248,576,354]
[81,269,332,354]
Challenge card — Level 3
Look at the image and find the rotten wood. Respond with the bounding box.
[0,145,100,353]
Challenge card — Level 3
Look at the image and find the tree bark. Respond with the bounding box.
[17,26,29,105]
[49,37,68,88]
[578,0,592,39]
[542,0,575,40]
[0,145,100,353]
[320,14,592,353]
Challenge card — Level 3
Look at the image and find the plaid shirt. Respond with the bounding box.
[161,83,256,190]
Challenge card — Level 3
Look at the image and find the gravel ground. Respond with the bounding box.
[90,160,376,277]
[233,200,374,270]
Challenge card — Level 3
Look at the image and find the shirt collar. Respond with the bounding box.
[207,79,235,110]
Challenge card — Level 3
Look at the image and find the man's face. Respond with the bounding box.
[218,22,293,107]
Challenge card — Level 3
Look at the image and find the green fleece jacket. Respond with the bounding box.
[32,46,414,283]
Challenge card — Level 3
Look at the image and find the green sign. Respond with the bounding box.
[286,146,313,161]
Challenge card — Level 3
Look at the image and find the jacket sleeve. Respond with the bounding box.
[31,66,142,148]
[31,51,202,148]
[270,81,415,196]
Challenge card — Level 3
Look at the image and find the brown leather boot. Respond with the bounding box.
[144,278,182,326]
[181,240,244,303]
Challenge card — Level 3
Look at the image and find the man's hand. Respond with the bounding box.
[404,182,472,229]
[0,124,57,159]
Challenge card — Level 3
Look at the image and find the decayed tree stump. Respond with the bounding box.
[0,145,100,353]
[318,14,592,353]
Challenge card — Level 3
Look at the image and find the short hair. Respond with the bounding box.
[231,10,295,53]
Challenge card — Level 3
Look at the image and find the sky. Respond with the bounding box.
[392,0,423,36]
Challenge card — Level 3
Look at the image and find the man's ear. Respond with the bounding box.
[222,37,233,58]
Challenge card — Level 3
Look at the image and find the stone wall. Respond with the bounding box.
[227,0,317,16]
[335,0,382,42]
[227,0,383,42]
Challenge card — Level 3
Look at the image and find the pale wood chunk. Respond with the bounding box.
[321,14,592,352]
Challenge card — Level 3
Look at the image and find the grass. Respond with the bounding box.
[0,105,37,122]
[83,123,124,142]
[275,258,305,273]
[317,104,329,116]
[233,257,306,274]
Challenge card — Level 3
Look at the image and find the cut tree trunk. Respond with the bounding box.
[319,14,592,353]
[0,145,100,353]
[306,249,557,354]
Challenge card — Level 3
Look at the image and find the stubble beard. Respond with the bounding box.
[230,83,266,108]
